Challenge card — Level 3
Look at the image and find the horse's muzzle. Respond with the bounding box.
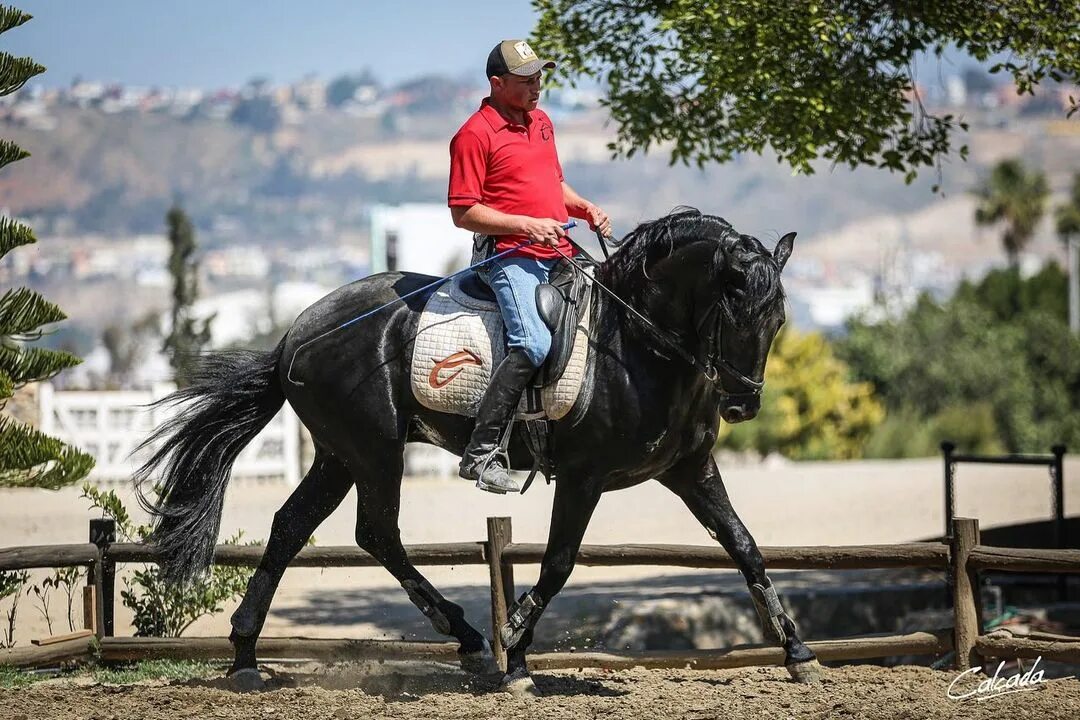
[721,396,760,424]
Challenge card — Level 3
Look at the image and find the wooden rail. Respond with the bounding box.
[0,544,99,570]
[977,629,1080,663]
[1,516,1077,673]
[107,542,488,567]
[500,542,949,569]
[967,546,1080,574]
[0,629,955,671]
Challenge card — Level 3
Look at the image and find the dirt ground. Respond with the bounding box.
[3,661,1080,720]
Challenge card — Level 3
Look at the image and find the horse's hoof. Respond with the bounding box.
[786,659,823,684]
[229,668,265,692]
[460,639,500,675]
[500,675,541,698]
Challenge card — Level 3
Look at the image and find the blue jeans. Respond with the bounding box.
[479,255,558,367]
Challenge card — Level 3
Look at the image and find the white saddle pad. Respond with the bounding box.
[410,271,591,421]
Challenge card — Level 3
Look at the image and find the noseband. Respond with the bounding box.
[694,300,765,400]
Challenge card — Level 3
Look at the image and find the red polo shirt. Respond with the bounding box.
[448,99,576,260]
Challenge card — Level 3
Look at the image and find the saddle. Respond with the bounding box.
[410,247,597,489]
[458,254,594,392]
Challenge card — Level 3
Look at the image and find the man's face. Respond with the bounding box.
[491,71,542,112]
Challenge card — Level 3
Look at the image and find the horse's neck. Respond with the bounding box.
[590,284,712,408]
[600,260,686,335]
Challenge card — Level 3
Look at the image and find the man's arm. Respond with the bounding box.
[561,181,612,238]
[451,203,567,248]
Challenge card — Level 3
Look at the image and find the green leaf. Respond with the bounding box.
[0,6,32,36]
[0,287,67,338]
[0,139,29,173]
[0,344,82,387]
[0,52,44,97]
[0,216,35,260]
[0,416,95,489]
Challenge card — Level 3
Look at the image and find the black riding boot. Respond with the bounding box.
[458,347,539,494]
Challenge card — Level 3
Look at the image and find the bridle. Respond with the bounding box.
[550,236,766,400]
[693,297,765,400]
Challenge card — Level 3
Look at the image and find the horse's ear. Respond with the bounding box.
[774,232,796,271]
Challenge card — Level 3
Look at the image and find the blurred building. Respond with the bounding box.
[369,203,472,277]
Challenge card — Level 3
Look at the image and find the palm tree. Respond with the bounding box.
[974,159,1049,267]
[1056,173,1080,333]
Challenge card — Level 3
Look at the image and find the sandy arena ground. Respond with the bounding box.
[4,455,1080,718]
[1,455,1077,644]
[3,662,1080,720]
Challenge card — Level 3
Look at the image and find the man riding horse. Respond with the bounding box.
[133,40,818,696]
[448,39,612,494]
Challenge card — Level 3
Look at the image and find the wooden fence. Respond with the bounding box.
[2,516,1079,673]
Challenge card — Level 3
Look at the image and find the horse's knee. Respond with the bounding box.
[353,525,371,551]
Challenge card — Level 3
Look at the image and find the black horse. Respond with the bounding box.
[136,208,819,695]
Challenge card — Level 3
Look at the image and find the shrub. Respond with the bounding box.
[718,327,884,460]
[82,483,254,637]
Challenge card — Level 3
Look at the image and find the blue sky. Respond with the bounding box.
[3,1,540,88]
[3,1,989,96]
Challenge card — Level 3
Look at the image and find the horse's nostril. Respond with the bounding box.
[723,406,747,423]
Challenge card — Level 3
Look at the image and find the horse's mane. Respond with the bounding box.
[600,207,785,333]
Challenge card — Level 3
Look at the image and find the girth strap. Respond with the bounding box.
[519,418,555,495]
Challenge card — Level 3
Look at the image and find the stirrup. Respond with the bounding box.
[474,449,514,493]
[474,420,518,494]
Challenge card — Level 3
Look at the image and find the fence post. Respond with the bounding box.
[941,441,956,543]
[86,551,103,639]
[1051,444,1067,601]
[486,516,515,672]
[89,518,116,637]
[950,517,982,670]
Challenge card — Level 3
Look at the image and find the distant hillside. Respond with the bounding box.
[1,104,1078,246]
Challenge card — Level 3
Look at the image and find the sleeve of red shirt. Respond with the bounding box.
[447,129,487,207]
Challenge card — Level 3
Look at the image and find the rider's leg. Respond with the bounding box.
[459,256,557,493]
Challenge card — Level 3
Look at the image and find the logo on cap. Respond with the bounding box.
[513,41,537,62]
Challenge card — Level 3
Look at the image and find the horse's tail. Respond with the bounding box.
[135,338,286,586]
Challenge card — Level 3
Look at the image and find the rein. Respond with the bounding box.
[550,232,764,398]
[286,222,765,398]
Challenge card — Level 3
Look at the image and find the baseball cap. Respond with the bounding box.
[486,40,556,78]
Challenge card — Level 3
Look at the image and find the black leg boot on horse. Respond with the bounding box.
[458,347,539,494]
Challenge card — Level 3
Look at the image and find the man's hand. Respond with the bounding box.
[584,204,613,239]
[519,217,568,247]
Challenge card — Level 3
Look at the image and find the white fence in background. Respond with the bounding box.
[403,442,461,479]
[38,383,301,487]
